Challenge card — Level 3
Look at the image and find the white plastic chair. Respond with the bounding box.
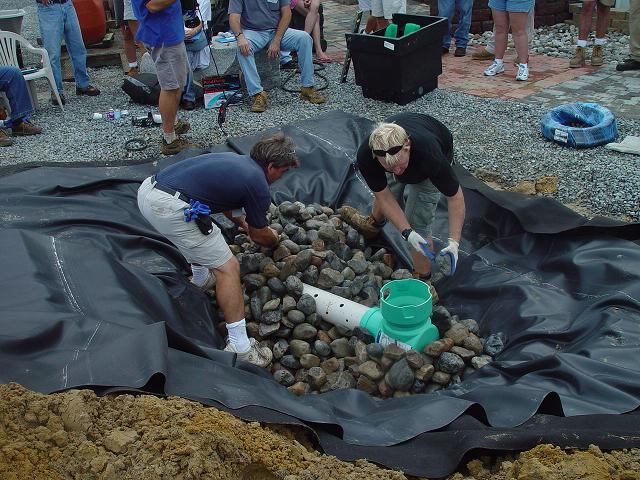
[0,30,64,111]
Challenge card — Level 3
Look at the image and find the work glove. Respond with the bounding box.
[437,238,459,276]
[406,230,436,260]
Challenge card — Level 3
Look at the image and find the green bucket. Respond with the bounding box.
[360,279,439,351]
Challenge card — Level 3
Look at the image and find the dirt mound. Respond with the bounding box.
[1,383,639,480]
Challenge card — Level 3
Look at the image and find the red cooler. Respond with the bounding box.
[73,0,107,46]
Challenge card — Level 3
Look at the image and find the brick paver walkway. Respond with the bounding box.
[322,0,640,119]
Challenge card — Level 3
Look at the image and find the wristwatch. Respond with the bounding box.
[234,31,244,38]
[401,228,413,241]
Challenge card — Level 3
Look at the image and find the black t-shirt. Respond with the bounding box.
[356,113,460,197]
[155,152,271,229]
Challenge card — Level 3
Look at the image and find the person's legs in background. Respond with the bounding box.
[509,10,530,80]
[590,0,611,66]
[617,0,640,70]
[453,0,473,56]
[0,67,42,146]
[474,7,534,61]
[369,0,390,33]
[571,0,596,67]
[37,3,66,103]
[149,43,191,154]
[61,1,100,95]
[438,0,455,53]
[122,23,139,75]
[484,6,508,76]
[280,28,326,104]
[236,29,272,112]
[293,0,331,61]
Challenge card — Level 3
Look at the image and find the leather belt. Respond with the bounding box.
[151,175,189,203]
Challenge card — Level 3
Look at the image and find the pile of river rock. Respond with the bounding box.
[216,201,504,398]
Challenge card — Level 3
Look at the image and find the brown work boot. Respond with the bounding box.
[11,120,42,136]
[569,46,586,68]
[300,86,326,104]
[251,91,268,113]
[174,119,190,135]
[591,45,605,66]
[0,129,14,147]
[161,136,193,155]
[472,47,495,60]
[338,206,383,239]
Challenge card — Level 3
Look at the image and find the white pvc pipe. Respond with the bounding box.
[302,283,368,330]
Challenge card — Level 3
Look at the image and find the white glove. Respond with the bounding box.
[437,238,459,276]
[407,230,434,259]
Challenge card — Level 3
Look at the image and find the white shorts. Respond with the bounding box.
[371,0,406,19]
[123,0,136,21]
[137,176,233,268]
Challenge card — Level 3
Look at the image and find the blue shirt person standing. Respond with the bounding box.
[131,0,192,155]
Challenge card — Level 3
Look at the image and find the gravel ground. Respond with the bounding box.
[1,0,639,222]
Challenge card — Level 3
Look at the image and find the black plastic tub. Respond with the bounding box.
[345,14,447,105]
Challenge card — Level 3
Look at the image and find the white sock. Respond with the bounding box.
[495,58,504,66]
[520,62,528,67]
[226,319,250,352]
[128,61,138,68]
[163,131,177,144]
[191,265,210,286]
[594,37,606,46]
[577,39,588,48]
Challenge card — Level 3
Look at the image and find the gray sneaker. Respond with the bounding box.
[225,338,273,368]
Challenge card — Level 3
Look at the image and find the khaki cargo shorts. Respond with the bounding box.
[137,176,232,268]
[387,174,441,239]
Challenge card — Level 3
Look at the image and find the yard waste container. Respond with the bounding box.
[345,14,447,105]
[74,0,107,46]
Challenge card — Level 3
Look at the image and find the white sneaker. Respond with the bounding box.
[484,60,505,76]
[225,337,273,368]
[516,63,529,81]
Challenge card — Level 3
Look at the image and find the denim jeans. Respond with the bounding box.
[183,34,208,103]
[438,0,473,49]
[237,28,313,96]
[0,66,33,128]
[37,1,91,93]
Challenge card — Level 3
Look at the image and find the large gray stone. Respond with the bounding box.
[296,293,316,316]
[289,339,311,358]
[317,268,344,289]
[324,371,356,391]
[436,352,465,374]
[330,337,352,358]
[285,275,304,297]
[261,309,282,325]
[484,333,505,357]
[292,323,317,341]
[287,309,306,325]
[385,358,414,391]
[273,369,295,387]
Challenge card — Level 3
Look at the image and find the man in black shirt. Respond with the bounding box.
[343,112,466,278]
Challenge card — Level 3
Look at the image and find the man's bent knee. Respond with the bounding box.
[214,255,240,278]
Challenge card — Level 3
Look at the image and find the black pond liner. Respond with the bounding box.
[1,111,639,478]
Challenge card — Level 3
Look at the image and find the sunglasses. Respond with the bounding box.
[373,144,404,157]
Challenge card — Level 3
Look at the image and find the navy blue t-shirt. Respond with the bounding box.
[155,152,271,229]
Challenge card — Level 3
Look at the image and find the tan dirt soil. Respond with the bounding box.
[1,383,639,480]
